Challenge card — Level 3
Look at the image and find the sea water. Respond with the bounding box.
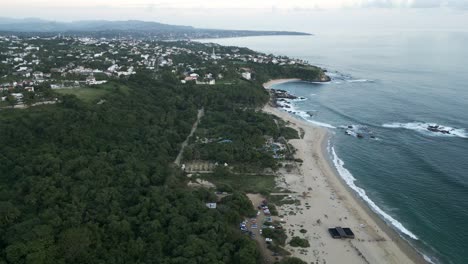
[202,31,468,264]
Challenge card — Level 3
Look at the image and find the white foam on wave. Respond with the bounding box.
[383,122,468,138]
[326,72,340,77]
[307,81,331,84]
[306,119,337,129]
[423,254,437,264]
[329,146,419,240]
[347,79,372,83]
[290,97,308,102]
[278,99,336,129]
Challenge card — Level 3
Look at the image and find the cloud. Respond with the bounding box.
[3,0,468,10]
[445,0,468,8]
[410,0,443,8]
[359,0,468,8]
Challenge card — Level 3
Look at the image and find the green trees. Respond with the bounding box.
[0,202,20,227]
[6,95,17,108]
[0,75,260,263]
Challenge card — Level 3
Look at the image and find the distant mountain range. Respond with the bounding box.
[0,18,311,39]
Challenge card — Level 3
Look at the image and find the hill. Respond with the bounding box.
[0,18,311,39]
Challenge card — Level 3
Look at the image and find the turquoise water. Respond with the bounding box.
[203,32,468,264]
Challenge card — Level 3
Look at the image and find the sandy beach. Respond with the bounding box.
[263,79,301,89]
[263,82,427,264]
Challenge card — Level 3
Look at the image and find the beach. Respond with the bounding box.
[263,82,426,264]
[263,79,301,89]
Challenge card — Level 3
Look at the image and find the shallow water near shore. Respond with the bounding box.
[201,31,468,264]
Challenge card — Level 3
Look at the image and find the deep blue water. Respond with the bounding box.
[202,32,468,264]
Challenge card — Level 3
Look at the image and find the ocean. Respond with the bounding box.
[201,31,468,264]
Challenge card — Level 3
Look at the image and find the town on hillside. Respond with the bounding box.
[0,34,324,108]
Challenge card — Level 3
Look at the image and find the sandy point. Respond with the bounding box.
[263,79,301,89]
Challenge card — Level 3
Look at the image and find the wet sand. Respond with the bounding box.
[262,83,427,263]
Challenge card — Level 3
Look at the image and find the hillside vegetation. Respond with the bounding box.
[0,73,269,264]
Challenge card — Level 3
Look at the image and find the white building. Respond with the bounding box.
[11,93,23,100]
[86,76,97,85]
[242,72,252,80]
[206,203,217,209]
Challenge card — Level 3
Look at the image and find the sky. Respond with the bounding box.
[2,0,468,32]
[3,0,468,9]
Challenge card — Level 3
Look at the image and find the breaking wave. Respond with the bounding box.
[277,99,336,129]
[306,119,336,129]
[347,79,373,83]
[329,145,419,240]
[383,122,467,138]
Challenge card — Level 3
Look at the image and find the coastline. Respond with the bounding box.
[263,81,427,264]
[263,78,301,89]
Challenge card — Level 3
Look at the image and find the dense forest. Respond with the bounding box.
[0,74,272,263]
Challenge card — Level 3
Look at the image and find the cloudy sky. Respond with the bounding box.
[3,0,468,9]
[2,0,468,32]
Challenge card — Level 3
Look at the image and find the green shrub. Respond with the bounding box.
[289,237,310,248]
[262,228,287,246]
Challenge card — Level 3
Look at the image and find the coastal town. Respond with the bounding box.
[0,35,314,108]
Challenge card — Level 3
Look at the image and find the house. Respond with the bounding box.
[94,52,104,58]
[184,76,197,82]
[206,203,217,209]
[86,76,97,85]
[242,72,252,80]
[11,93,23,101]
[196,79,216,85]
[32,71,43,79]
[24,87,35,92]
[107,64,119,72]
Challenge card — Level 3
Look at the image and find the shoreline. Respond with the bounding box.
[263,78,302,89]
[263,80,427,264]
